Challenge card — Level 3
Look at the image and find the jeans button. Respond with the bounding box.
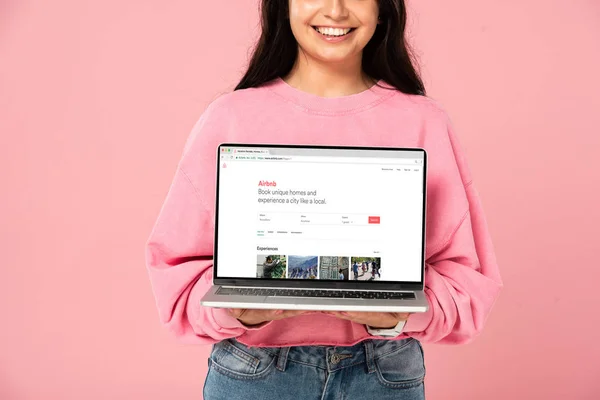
[330,353,351,365]
[331,354,340,365]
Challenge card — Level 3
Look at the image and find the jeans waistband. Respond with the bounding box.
[235,338,416,373]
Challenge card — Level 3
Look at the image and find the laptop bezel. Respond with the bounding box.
[213,143,427,291]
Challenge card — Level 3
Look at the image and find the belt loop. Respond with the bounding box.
[276,346,290,372]
[364,340,376,374]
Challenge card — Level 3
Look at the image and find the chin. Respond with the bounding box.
[305,44,355,62]
[314,51,358,64]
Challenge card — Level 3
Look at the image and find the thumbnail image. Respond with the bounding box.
[350,257,381,281]
[256,255,287,279]
[288,256,318,279]
[319,256,349,280]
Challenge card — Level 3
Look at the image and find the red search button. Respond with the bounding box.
[368,216,380,224]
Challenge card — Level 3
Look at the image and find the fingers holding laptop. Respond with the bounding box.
[324,311,410,329]
[227,308,308,327]
[227,309,410,329]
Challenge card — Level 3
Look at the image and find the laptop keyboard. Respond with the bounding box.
[217,287,416,300]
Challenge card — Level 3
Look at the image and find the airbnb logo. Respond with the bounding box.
[258,180,277,187]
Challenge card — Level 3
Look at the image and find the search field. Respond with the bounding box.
[257,212,378,226]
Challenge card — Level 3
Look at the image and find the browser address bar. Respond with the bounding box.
[253,156,422,164]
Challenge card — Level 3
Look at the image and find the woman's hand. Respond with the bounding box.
[324,311,410,329]
[227,308,308,327]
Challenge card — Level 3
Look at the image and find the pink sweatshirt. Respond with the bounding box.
[145,78,503,347]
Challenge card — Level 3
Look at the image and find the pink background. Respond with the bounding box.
[1,0,599,399]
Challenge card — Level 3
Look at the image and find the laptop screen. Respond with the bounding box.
[214,145,426,284]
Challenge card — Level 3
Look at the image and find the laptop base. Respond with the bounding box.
[201,285,429,313]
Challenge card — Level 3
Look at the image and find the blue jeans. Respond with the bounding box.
[203,337,426,400]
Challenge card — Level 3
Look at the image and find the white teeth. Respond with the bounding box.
[316,27,352,37]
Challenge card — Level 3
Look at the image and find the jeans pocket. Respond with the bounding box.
[374,338,426,389]
[209,339,276,380]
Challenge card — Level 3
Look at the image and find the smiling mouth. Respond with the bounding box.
[312,26,356,38]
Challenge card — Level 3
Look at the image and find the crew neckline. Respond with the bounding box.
[265,77,397,115]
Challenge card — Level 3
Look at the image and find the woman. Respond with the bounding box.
[145,1,502,399]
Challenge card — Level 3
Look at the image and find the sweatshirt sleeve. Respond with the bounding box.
[145,108,262,344]
[402,114,503,344]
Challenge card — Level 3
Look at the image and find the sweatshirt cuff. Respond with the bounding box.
[403,307,433,333]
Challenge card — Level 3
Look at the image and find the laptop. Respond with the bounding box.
[200,144,429,313]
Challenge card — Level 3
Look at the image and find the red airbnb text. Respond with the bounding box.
[258,181,277,187]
